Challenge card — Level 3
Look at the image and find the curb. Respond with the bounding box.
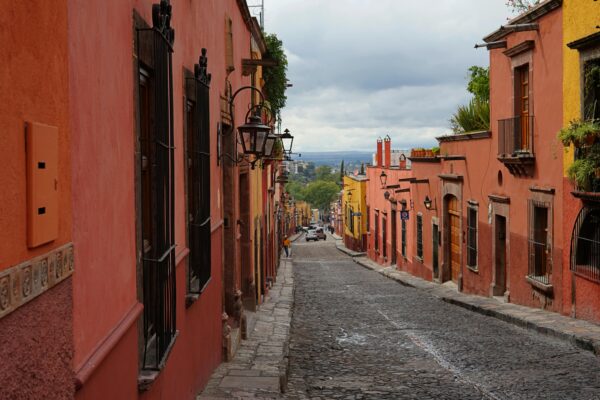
[335,242,366,258]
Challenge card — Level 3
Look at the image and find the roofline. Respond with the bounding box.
[251,17,267,55]
[483,0,561,43]
[236,0,254,32]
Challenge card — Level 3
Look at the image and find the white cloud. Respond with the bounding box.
[260,1,511,151]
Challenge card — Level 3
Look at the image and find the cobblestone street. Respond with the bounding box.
[285,235,600,400]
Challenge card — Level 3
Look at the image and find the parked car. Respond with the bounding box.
[315,227,326,240]
[306,229,319,242]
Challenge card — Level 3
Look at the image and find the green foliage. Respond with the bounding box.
[315,165,337,182]
[558,120,600,146]
[303,180,340,211]
[506,0,540,13]
[431,146,440,155]
[568,158,596,191]
[285,179,306,201]
[263,33,288,117]
[450,98,490,134]
[339,160,345,182]
[466,66,489,102]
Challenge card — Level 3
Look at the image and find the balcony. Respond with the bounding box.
[497,116,535,176]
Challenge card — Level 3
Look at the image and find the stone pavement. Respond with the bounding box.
[348,251,600,356]
[197,258,294,400]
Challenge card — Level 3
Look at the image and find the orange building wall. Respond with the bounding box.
[0,1,72,270]
[0,1,74,396]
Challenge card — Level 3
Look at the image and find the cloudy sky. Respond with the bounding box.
[255,0,513,152]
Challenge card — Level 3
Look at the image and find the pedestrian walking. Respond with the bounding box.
[283,236,291,258]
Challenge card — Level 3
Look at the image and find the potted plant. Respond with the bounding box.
[558,119,600,147]
[567,142,600,191]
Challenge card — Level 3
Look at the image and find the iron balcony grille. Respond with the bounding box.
[527,200,551,286]
[498,116,535,157]
[571,207,600,283]
[137,3,177,371]
[467,207,477,268]
[416,214,423,258]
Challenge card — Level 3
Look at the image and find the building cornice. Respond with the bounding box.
[483,0,561,43]
[436,130,491,143]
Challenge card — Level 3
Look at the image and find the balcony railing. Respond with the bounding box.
[498,116,534,157]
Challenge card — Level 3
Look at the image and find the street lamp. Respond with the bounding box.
[379,170,388,188]
[263,131,278,158]
[424,195,436,210]
[280,128,294,155]
[238,114,271,156]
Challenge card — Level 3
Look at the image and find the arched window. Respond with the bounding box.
[571,207,600,282]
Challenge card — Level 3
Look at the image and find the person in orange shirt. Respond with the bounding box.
[283,236,291,257]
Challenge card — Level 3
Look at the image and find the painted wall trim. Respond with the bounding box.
[0,243,74,320]
[74,302,144,390]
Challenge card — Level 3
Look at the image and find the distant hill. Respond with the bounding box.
[297,151,372,167]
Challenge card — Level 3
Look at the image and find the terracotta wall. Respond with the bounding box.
[0,1,74,395]
[69,0,251,398]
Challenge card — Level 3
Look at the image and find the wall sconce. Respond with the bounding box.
[379,170,388,188]
[219,85,273,169]
[424,195,437,211]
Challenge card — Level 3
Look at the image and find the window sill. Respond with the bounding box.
[185,277,212,308]
[414,256,423,264]
[466,265,479,274]
[138,330,179,392]
[526,276,553,295]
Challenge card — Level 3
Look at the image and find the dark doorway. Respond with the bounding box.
[448,196,460,283]
[433,223,439,278]
[391,210,397,265]
[494,215,507,296]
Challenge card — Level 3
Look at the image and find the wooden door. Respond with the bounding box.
[518,64,529,150]
[448,196,460,283]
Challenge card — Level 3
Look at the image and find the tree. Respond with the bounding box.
[450,65,490,134]
[466,66,489,102]
[315,165,337,182]
[506,0,540,13]
[339,160,345,182]
[303,181,340,211]
[360,163,365,175]
[263,33,288,117]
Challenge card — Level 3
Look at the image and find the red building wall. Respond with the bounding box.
[69,1,251,398]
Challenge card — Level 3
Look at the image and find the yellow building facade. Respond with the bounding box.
[562,0,600,173]
[343,175,368,252]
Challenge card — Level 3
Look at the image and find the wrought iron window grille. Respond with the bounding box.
[136,0,177,372]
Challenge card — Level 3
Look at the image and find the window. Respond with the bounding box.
[584,59,600,122]
[401,203,406,257]
[528,200,550,285]
[416,213,423,259]
[225,17,234,73]
[185,50,212,299]
[135,2,177,371]
[516,64,530,151]
[374,211,379,253]
[467,205,478,269]
[571,207,600,282]
[382,215,387,259]
[349,206,354,234]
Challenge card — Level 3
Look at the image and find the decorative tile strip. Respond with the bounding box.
[0,243,74,320]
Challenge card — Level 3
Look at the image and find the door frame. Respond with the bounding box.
[490,196,510,298]
[440,178,462,288]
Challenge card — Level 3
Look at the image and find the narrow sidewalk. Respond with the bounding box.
[335,243,600,356]
[197,259,294,400]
